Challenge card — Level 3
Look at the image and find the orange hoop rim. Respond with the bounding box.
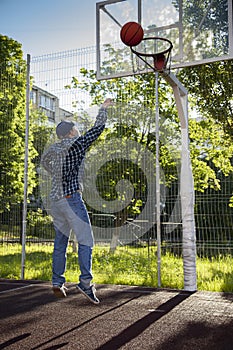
[130,36,173,71]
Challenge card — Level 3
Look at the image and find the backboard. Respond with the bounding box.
[96,0,233,80]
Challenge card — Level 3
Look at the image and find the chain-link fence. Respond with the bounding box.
[0,43,232,292]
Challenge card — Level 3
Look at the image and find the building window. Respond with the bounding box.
[39,95,55,111]
[30,90,37,104]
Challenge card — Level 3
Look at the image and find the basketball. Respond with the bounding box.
[154,54,166,71]
[120,22,144,47]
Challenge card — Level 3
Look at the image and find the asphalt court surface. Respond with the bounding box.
[0,279,233,350]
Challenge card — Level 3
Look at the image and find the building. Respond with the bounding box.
[30,85,73,124]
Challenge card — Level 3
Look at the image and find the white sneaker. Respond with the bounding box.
[52,284,68,298]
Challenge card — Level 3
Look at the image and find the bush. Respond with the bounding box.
[27,209,54,240]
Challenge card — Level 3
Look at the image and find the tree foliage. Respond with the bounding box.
[67,62,233,196]
[173,0,229,59]
[178,61,233,136]
[66,26,233,244]
[0,35,37,212]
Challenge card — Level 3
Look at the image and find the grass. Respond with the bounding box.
[0,243,232,293]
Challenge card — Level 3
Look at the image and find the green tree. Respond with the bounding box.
[178,60,233,136]
[68,66,233,193]
[28,107,54,205]
[178,60,233,247]
[68,69,179,183]
[178,60,233,192]
[0,35,37,212]
[66,61,233,253]
[173,0,229,59]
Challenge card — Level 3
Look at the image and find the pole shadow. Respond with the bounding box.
[96,291,193,350]
[0,333,31,349]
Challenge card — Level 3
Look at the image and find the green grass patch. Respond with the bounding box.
[196,255,233,292]
[0,243,232,292]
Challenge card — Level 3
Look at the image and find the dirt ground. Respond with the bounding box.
[0,279,232,350]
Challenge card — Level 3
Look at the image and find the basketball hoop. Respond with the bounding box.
[131,37,173,72]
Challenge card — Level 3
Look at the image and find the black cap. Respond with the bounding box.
[56,121,75,139]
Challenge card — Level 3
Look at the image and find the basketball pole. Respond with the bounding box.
[21,54,31,280]
[129,44,197,290]
[162,71,197,292]
[155,71,161,288]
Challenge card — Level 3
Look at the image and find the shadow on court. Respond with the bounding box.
[0,279,232,350]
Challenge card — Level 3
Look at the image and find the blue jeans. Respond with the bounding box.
[51,193,94,247]
[51,192,94,288]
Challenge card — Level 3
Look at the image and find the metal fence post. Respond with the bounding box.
[21,54,31,279]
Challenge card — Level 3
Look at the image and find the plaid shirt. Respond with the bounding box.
[41,107,108,200]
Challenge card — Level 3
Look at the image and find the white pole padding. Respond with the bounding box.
[163,72,197,292]
[180,127,197,292]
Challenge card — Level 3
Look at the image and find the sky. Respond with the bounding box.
[0,0,99,57]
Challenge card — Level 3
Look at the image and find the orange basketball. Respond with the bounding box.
[120,22,144,47]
